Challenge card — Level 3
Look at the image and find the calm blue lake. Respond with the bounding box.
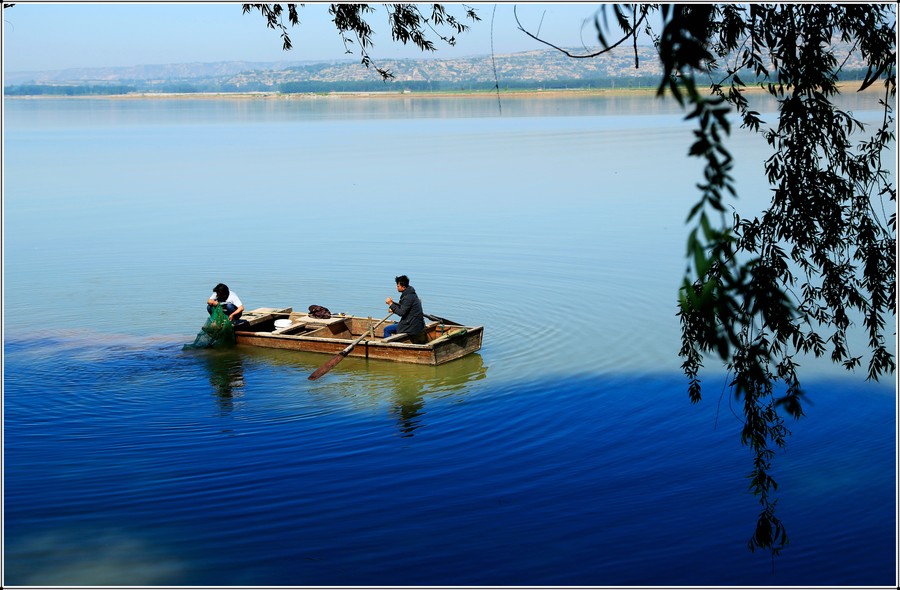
[3,92,896,586]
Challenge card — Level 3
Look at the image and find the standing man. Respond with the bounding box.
[207,283,244,322]
[384,275,425,340]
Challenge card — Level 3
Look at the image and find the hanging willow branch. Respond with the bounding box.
[520,3,896,558]
[243,3,480,81]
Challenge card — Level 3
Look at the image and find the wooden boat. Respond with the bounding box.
[233,307,483,366]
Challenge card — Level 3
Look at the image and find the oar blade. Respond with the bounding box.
[308,352,345,380]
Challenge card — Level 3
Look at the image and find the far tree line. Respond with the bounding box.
[3,68,875,96]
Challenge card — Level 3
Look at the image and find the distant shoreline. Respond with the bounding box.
[7,87,657,100]
[5,82,868,100]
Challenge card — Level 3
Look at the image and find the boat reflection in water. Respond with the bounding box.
[201,345,487,437]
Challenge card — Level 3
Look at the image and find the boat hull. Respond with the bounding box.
[233,308,483,366]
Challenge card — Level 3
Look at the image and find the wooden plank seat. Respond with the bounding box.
[272,321,307,335]
[296,314,347,327]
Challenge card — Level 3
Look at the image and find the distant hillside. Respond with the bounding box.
[4,44,872,96]
[3,60,337,85]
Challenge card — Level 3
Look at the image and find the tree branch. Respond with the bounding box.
[512,4,647,60]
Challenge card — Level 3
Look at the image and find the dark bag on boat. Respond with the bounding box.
[308,305,332,319]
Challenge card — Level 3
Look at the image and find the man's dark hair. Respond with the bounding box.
[214,283,230,300]
[395,275,410,288]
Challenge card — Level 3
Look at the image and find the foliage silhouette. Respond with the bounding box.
[242,3,479,80]
[522,3,896,556]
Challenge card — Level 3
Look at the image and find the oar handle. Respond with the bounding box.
[340,312,393,355]
[424,313,462,326]
[308,312,394,380]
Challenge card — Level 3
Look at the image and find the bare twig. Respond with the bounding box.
[513,4,648,60]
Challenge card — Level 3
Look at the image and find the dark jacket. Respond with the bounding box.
[390,285,425,335]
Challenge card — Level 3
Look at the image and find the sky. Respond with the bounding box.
[2,2,638,73]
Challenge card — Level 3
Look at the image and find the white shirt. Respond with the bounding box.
[210,291,242,308]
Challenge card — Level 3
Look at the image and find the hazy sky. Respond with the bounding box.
[2,3,638,72]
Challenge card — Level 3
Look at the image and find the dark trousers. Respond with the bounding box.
[383,324,427,343]
[207,302,241,320]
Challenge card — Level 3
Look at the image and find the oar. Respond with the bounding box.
[308,312,393,381]
[424,313,462,326]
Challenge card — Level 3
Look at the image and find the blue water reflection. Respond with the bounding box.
[4,332,894,586]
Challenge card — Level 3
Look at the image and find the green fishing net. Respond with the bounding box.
[184,304,235,349]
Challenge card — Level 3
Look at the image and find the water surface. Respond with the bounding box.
[3,92,896,586]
